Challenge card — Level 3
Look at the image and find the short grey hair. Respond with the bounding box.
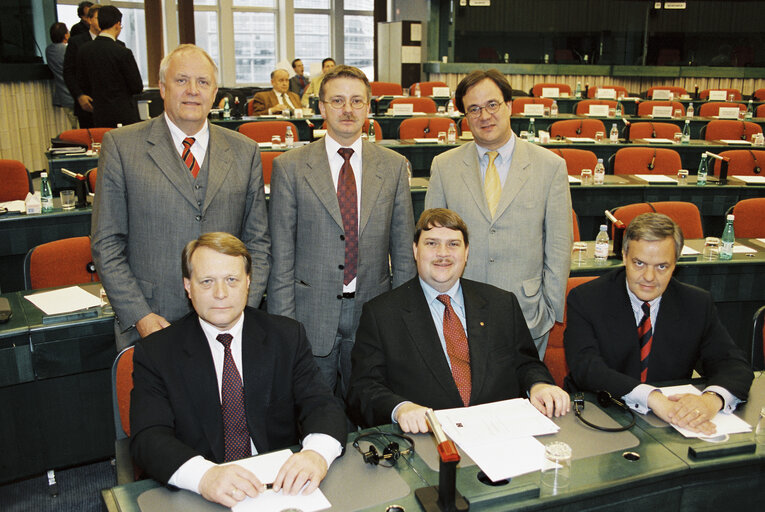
[159,44,218,87]
[622,213,684,261]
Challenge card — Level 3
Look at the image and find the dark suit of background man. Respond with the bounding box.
[91,44,270,350]
[425,69,572,359]
[69,1,93,37]
[63,4,100,128]
[268,65,416,398]
[289,58,310,98]
[250,68,302,116]
[348,208,570,433]
[76,5,143,127]
[564,213,753,436]
[130,232,346,508]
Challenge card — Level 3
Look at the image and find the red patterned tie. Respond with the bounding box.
[436,294,471,406]
[216,333,251,462]
[182,137,200,178]
[337,148,358,285]
[637,302,652,383]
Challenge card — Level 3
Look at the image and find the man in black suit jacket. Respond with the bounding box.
[130,232,346,508]
[565,213,752,436]
[69,1,93,37]
[63,4,100,128]
[76,6,143,127]
[348,208,570,432]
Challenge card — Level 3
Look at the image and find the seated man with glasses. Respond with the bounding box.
[425,69,572,360]
[267,65,416,403]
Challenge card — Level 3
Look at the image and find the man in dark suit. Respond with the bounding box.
[289,58,310,97]
[69,1,93,37]
[250,68,302,115]
[565,213,753,436]
[63,4,100,128]
[130,232,346,508]
[348,208,570,432]
[76,5,143,127]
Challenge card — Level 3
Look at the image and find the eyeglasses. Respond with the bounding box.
[323,97,368,110]
[465,100,504,119]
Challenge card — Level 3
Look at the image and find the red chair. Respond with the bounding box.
[409,81,447,97]
[260,151,280,185]
[544,276,598,387]
[611,147,682,175]
[637,101,685,117]
[370,81,403,96]
[572,209,581,242]
[531,83,572,97]
[611,201,704,239]
[587,85,629,99]
[237,121,300,143]
[645,86,688,99]
[547,148,598,176]
[757,104,765,118]
[753,89,765,101]
[86,167,98,194]
[512,97,553,114]
[712,150,765,177]
[699,88,742,101]
[23,236,99,289]
[460,117,471,135]
[702,120,762,141]
[698,102,746,117]
[628,122,681,140]
[574,99,617,116]
[389,97,437,114]
[398,117,457,139]
[58,128,113,149]
[111,346,141,483]
[0,159,32,201]
[550,119,606,139]
[731,198,765,238]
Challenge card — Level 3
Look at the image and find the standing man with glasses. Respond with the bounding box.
[268,65,416,401]
[425,69,572,359]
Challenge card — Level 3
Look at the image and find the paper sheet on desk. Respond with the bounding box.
[231,449,331,512]
[734,175,765,184]
[658,385,752,439]
[732,243,757,253]
[681,245,700,255]
[24,286,101,315]
[634,174,678,183]
[0,200,25,212]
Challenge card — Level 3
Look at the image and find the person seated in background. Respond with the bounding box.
[251,69,302,116]
[289,58,310,98]
[564,213,753,435]
[301,57,335,107]
[347,208,570,433]
[130,232,346,508]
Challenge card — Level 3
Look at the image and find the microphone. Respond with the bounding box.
[741,121,747,140]
[650,122,656,138]
[648,150,656,170]
[576,120,582,135]
[750,150,761,174]
[622,118,631,143]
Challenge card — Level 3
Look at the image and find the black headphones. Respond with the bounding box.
[573,391,636,432]
[353,432,415,467]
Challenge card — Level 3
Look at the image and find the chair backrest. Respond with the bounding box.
[398,117,457,139]
[544,276,598,387]
[548,148,598,176]
[460,117,470,135]
[611,147,682,175]
[752,305,765,370]
[409,81,447,97]
[587,85,628,99]
[531,83,572,97]
[86,167,98,194]
[237,121,300,143]
[637,100,685,117]
[112,346,135,439]
[512,97,553,113]
[370,81,403,96]
[389,97,438,114]
[58,128,113,149]
[703,120,762,141]
[574,99,616,115]
[628,122,681,140]
[550,119,606,139]
[0,159,32,201]
[645,86,688,99]
[700,88,742,100]
[757,104,765,118]
[612,201,704,239]
[698,102,745,117]
[24,236,100,289]
[260,151,280,185]
[713,149,765,177]
[732,197,765,238]
[753,89,765,101]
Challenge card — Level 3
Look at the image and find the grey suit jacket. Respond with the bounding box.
[425,138,572,343]
[267,137,416,356]
[91,116,270,349]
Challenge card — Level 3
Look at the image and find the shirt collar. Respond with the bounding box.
[99,33,116,41]
[164,113,209,143]
[475,131,516,163]
[625,277,662,311]
[198,311,245,343]
[324,132,363,155]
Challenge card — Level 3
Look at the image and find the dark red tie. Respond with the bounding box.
[216,333,251,462]
[436,294,471,406]
[337,148,358,285]
[182,137,200,178]
[637,302,652,383]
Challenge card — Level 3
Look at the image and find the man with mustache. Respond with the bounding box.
[268,65,416,401]
[348,208,570,432]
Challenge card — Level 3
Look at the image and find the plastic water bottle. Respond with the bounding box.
[223,97,231,119]
[447,100,455,116]
[528,118,536,141]
[40,172,54,213]
[368,121,376,143]
[575,81,582,98]
[755,407,765,446]
[682,119,691,143]
[551,100,558,117]
[594,225,609,263]
[720,214,735,260]
[609,123,619,143]
[696,155,708,186]
[285,125,294,148]
[447,123,456,144]
[746,99,754,120]
[414,83,421,98]
[593,158,605,185]
[686,102,694,118]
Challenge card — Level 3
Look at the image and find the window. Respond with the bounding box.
[233,12,276,83]
[344,15,373,78]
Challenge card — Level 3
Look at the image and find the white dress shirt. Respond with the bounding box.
[164,113,210,168]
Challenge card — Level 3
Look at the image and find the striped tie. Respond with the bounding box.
[637,302,652,383]
[437,294,471,406]
[217,333,251,462]
[182,137,200,178]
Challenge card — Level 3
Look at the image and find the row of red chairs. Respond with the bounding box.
[548,118,762,141]
[530,83,761,101]
[517,98,762,118]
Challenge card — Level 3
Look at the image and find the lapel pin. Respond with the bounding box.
[479,321,485,326]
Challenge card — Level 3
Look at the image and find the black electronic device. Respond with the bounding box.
[573,391,636,432]
[353,432,414,467]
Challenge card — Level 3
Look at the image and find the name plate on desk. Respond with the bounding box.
[432,86,450,97]
[651,106,673,118]
[596,88,617,99]
[523,104,545,116]
[541,87,560,98]
[651,89,672,100]
[718,107,741,119]
[588,104,610,117]
[708,90,728,101]
[389,104,414,115]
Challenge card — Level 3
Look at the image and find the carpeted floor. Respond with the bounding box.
[0,460,115,512]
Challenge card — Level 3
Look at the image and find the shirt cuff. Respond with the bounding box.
[301,433,343,468]
[167,455,216,494]
[623,384,659,415]
[703,385,740,414]
[391,401,412,424]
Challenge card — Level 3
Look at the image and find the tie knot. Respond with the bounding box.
[182,137,195,149]
[487,151,499,165]
[641,302,651,316]
[436,294,452,308]
[217,333,233,348]
[338,148,354,161]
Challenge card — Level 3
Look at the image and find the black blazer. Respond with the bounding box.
[347,277,555,428]
[76,36,143,127]
[564,268,752,400]
[130,307,347,484]
[62,31,94,126]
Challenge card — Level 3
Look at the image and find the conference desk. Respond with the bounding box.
[210,115,320,143]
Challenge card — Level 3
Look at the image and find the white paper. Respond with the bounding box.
[541,87,559,98]
[565,137,597,143]
[432,87,450,97]
[720,139,751,145]
[657,385,753,439]
[231,450,331,512]
[651,106,673,118]
[651,90,671,100]
[733,175,765,184]
[681,245,701,255]
[634,174,678,183]
[413,138,440,143]
[717,107,741,119]
[390,104,414,115]
[596,88,617,99]
[708,90,728,101]
[732,244,757,253]
[25,286,102,315]
[0,200,25,212]
[588,105,610,117]
[523,104,545,116]
[568,175,582,183]
[638,138,675,144]
[757,238,765,244]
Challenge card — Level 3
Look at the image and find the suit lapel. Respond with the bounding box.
[606,270,643,375]
[359,142,384,236]
[241,311,272,454]
[461,281,490,404]
[203,125,234,212]
[459,143,492,223]
[304,140,344,228]
[146,117,199,209]
[493,137,531,220]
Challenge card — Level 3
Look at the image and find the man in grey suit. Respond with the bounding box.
[91,44,270,350]
[425,69,572,358]
[268,65,416,397]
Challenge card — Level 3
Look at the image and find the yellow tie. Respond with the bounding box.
[484,151,501,217]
